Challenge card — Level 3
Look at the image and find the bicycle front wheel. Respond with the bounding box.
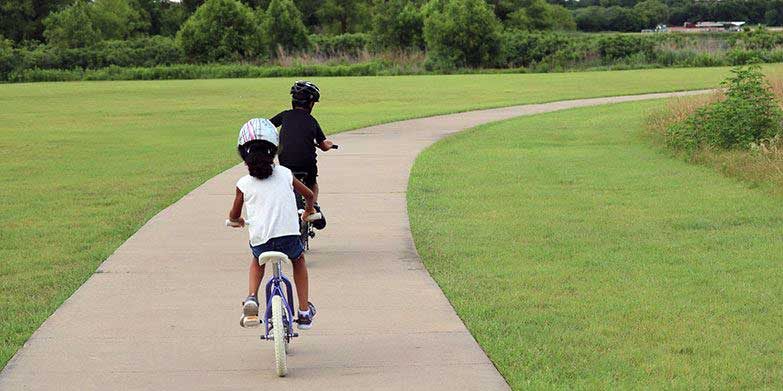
[271,295,287,377]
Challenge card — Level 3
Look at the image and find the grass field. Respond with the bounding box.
[408,100,783,389]
[0,65,780,370]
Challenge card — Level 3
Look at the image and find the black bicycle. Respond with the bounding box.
[291,144,337,251]
[292,171,317,252]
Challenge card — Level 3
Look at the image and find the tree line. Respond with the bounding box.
[3,0,782,47]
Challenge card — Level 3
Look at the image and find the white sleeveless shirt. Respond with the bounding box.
[236,165,300,246]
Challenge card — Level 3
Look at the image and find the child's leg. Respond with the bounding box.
[248,257,265,296]
[291,255,309,311]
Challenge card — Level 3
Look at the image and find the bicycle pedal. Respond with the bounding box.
[240,316,260,328]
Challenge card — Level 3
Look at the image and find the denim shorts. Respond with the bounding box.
[250,235,304,261]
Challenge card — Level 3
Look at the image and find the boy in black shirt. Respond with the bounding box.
[270,81,335,225]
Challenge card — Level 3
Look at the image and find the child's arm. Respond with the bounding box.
[293,178,316,220]
[227,187,245,227]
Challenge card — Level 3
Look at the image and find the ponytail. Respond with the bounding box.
[238,140,277,180]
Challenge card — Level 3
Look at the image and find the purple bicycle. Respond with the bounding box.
[257,251,297,376]
[226,216,320,376]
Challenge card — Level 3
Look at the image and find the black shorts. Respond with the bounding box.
[286,164,318,188]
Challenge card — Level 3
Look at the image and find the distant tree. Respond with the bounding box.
[294,0,323,30]
[90,0,149,40]
[43,0,100,48]
[159,2,189,36]
[422,0,501,68]
[605,6,643,31]
[264,0,309,53]
[1,0,74,43]
[573,6,609,31]
[634,0,669,28]
[316,0,371,33]
[176,0,265,62]
[371,0,424,49]
[505,0,575,31]
[182,0,206,12]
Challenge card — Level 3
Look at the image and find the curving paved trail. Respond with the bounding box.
[1,90,710,390]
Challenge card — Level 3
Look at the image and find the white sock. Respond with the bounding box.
[298,309,310,317]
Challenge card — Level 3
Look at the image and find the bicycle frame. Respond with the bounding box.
[263,259,295,340]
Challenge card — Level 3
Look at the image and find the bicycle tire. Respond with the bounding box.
[271,295,287,377]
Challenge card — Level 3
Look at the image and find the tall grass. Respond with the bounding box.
[647,74,783,193]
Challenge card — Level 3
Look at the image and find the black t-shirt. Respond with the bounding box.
[270,109,326,167]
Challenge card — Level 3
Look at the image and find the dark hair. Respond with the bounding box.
[237,140,277,179]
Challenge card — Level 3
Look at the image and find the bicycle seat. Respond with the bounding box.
[258,251,291,265]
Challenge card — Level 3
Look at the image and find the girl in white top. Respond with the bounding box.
[228,118,318,330]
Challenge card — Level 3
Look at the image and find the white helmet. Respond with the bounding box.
[237,118,278,147]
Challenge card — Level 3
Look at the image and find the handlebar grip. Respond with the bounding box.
[225,219,244,228]
[330,144,339,150]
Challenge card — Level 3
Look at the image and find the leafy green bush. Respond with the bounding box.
[666,65,783,151]
[43,1,101,48]
[597,34,654,61]
[0,36,183,79]
[371,0,424,50]
[504,0,575,32]
[731,26,783,51]
[5,61,406,82]
[43,0,149,48]
[499,30,582,67]
[176,0,265,62]
[264,0,310,54]
[309,33,370,56]
[422,0,501,69]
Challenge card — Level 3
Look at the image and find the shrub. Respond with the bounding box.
[666,65,783,151]
[89,0,149,40]
[176,0,265,62]
[597,34,655,61]
[309,33,370,56]
[43,1,101,48]
[371,0,424,50]
[504,0,575,32]
[0,36,183,79]
[422,0,501,69]
[264,0,310,54]
[0,38,17,80]
[43,0,149,47]
[499,30,580,67]
[731,26,783,51]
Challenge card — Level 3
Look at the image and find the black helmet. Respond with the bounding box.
[291,80,320,104]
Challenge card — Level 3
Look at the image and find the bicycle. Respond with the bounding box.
[226,216,320,377]
[292,171,317,252]
[292,144,338,252]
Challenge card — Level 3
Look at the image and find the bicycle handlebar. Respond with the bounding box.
[225,212,321,228]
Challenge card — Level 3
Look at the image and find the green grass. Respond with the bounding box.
[0,66,780,370]
[408,100,783,389]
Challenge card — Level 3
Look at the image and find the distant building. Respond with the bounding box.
[668,21,746,32]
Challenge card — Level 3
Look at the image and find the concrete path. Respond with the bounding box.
[1,90,709,390]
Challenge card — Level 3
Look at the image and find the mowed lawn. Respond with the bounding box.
[0,66,779,369]
[408,100,783,389]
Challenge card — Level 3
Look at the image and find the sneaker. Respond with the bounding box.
[296,302,317,330]
[312,204,326,230]
[240,295,260,327]
[243,295,259,317]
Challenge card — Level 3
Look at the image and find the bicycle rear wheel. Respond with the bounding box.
[271,295,287,377]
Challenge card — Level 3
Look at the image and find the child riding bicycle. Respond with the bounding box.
[228,118,318,330]
[270,80,335,229]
